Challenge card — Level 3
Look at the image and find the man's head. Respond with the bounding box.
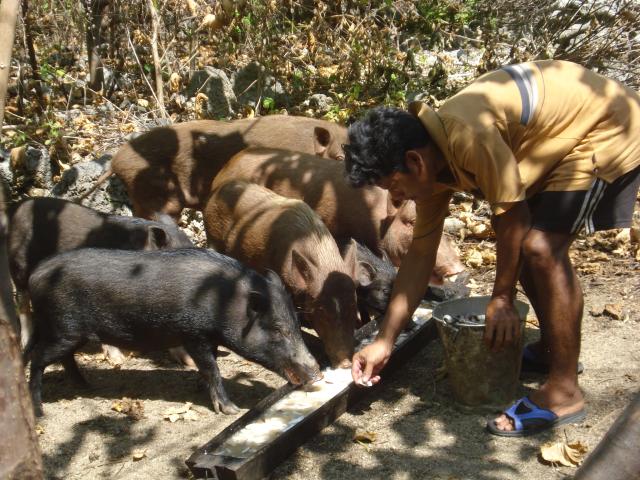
[344,106,432,186]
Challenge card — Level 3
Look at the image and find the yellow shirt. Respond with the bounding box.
[412,60,640,238]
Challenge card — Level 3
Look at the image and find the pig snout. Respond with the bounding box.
[284,361,323,385]
[282,343,322,385]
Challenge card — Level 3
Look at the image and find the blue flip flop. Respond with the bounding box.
[486,396,586,437]
[520,344,584,376]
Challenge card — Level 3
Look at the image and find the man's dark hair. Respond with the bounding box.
[344,106,432,187]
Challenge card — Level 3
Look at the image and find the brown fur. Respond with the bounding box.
[109,115,347,219]
[205,180,357,367]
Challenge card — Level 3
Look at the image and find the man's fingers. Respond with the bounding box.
[484,322,495,348]
[351,354,365,382]
[363,356,376,381]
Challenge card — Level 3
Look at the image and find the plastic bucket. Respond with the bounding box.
[433,296,529,408]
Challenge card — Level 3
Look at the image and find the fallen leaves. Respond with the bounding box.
[540,440,588,467]
[111,398,145,421]
[163,402,199,422]
[353,430,377,444]
[464,244,496,268]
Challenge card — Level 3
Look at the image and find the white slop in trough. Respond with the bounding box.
[212,305,433,459]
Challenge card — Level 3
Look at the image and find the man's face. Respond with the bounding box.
[376,168,429,205]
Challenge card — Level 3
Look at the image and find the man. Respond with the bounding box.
[345,60,640,436]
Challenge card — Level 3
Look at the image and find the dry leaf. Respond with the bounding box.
[111,397,145,420]
[540,440,587,467]
[614,228,630,244]
[353,430,377,443]
[186,0,198,15]
[183,409,199,421]
[35,424,45,435]
[163,402,194,422]
[9,146,27,171]
[466,249,483,268]
[201,13,223,30]
[169,72,182,92]
[137,98,149,108]
[132,449,147,461]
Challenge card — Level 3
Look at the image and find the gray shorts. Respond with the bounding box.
[527,164,640,235]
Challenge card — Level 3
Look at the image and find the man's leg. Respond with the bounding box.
[494,228,584,432]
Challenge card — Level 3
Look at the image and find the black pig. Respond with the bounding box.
[344,240,397,324]
[8,196,192,358]
[24,247,322,416]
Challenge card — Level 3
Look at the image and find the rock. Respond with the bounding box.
[305,93,334,113]
[603,303,623,320]
[231,62,290,110]
[444,217,466,236]
[51,154,132,216]
[187,67,237,119]
[10,146,55,192]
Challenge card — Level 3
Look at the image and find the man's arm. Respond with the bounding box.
[352,223,443,384]
[485,200,532,351]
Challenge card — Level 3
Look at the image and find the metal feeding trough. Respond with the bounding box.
[186,303,437,480]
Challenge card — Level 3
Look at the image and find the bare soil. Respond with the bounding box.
[33,235,639,480]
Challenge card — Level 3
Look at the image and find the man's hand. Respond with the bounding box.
[484,296,521,351]
[351,338,393,386]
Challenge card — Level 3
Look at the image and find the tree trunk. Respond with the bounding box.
[147,0,167,118]
[0,180,44,479]
[575,392,640,480]
[20,0,45,111]
[0,0,21,138]
[83,0,111,92]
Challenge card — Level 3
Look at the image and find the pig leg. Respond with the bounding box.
[101,344,127,366]
[184,342,240,415]
[169,346,197,369]
[62,354,89,387]
[17,290,32,349]
[29,337,83,416]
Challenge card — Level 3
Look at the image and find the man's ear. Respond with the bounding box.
[404,150,427,179]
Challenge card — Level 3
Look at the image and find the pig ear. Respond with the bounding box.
[313,127,331,157]
[147,226,168,249]
[381,249,392,264]
[150,212,176,226]
[264,269,285,288]
[356,261,375,288]
[291,249,315,291]
[341,239,358,279]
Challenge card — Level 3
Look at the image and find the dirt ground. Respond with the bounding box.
[33,232,639,480]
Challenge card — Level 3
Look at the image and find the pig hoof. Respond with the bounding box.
[33,405,44,417]
[102,344,126,366]
[213,399,241,415]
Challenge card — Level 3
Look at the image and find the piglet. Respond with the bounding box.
[25,247,321,416]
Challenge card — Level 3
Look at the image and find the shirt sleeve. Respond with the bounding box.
[451,122,526,215]
[413,188,453,240]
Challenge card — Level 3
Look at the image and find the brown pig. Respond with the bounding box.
[211,147,465,282]
[204,180,358,367]
[89,115,347,219]
[381,198,465,283]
